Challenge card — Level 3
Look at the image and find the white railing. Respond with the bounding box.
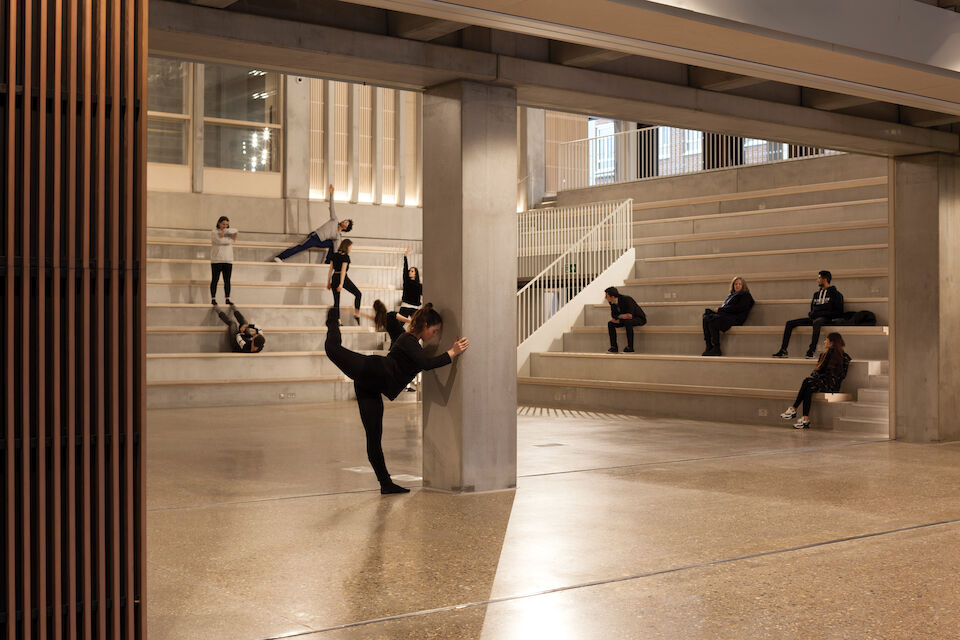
[558,125,841,192]
[517,199,632,345]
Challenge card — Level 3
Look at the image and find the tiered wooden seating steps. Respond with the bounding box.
[518,154,890,433]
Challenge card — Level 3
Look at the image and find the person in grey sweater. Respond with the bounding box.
[210,216,238,305]
[274,184,353,264]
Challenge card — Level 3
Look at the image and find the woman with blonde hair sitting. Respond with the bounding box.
[701,276,754,356]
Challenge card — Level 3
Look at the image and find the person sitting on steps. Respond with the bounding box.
[604,286,646,353]
[779,332,851,429]
[215,303,266,353]
[273,184,353,264]
[701,276,754,356]
[772,270,844,359]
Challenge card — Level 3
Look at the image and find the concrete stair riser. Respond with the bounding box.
[516,383,871,432]
[147,283,402,307]
[582,300,888,326]
[630,184,887,222]
[841,402,889,420]
[528,353,872,391]
[833,416,889,434]
[869,374,889,388]
[146,330,384,354]
[563,331,889,360]
[633,225,888,259]
[148,242,409,267]
[857,388,889,404]
[634,201,887,237]
[146,352,373,382]
[146,379,354,409]
[148,260,401,286]
[147,305,384,328]
[622,276,889,302]
[637,246,888,277]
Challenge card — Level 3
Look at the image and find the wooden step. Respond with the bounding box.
[633,197,886,228]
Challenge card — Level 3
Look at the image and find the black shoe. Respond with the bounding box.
[225,298,233,306]
[704,346,722,356]
[772,349,788,358]
[211,299,217,306]
[607,346,618,353]
[805,348,816,358]
[380,482,410,495]
[623,347,635,353]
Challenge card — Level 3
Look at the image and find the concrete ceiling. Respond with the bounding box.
[149,0,960,156]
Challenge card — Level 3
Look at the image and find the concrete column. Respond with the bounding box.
[395,91,407,207]
[891,153,960,442]
[323,80,336,191]
[348,84,360,203]
[283,75,311,233]
[191,63,204,193]
[415,92,423,206]
[519,107,545,210]
[422,80,518,492]
[615,121,636,183]
[372,87,383,205]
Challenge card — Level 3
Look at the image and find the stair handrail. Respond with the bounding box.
[517,199,633,345]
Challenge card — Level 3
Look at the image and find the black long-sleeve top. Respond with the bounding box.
[380,332,451,400]
[401,256,422,307]
[809,285,844,319]
[716,291,755,326]
[609,294,644,320]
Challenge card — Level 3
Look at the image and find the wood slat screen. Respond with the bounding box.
[1,0,146,638]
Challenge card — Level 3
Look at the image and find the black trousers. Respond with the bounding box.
[332,274,362,313]
[608,318,645,349]
[277,232,335,263]
[702,312,736,346]
[217,307,247,352]
[325,323,392,485]
[780,317,829,351]
[793,377,819,416]
[210,262,232,298]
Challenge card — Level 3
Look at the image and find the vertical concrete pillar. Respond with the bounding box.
[615,120,636,183]
[891,153,960,442]
[373,87,383,205]
[283,75,311,233]
[421,80,518,492]
[395,91,407,207]
[519,107,545,210]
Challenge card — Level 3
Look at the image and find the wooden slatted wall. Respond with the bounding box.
[1,0,146,637]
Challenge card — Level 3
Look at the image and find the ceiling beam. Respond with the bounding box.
[802,88,877,111]
[901,106,960,127]
[149,1,958,156]
[688,68,767,92]
[550,42,630,68]
[388,13,466,41]
[187,0,239,8]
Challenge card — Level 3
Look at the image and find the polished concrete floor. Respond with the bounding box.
[147,403,960,639]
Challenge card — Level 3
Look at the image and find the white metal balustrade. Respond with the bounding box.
[517,199,633,345]
[558,125,841,192]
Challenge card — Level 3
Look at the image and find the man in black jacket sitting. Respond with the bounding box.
[604,286,646,353]
[772,270,844,359]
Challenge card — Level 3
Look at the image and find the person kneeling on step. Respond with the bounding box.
[604,286,646,353]
[779,332,851,429]
[772,270,844,359]
[702,276,754,356]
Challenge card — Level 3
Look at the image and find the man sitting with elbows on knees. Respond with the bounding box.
[604,286,647,353]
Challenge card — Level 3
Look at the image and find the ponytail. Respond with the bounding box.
[407,303,442,335]
[372,299,388,332]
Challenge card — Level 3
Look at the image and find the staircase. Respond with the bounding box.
[146,229,416,408]
[518,153,891,435]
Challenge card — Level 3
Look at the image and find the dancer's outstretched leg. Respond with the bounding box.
[325,308,367,380]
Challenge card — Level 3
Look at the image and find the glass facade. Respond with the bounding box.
[147,58,190,165]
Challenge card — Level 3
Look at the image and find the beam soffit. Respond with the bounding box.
[149,0,959,156]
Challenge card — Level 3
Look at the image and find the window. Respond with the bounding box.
[744,138,765,147]
[588,118,616,185]
[203,64,282,172]
[683,129,702,156]
[658,127,673,159]
[146,57,190,165]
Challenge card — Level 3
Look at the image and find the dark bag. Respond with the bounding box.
[852,310,876,326]
[636,306,647,326]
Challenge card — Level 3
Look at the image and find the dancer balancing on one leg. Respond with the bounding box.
[327,239,362,325]
[325,304,469,494]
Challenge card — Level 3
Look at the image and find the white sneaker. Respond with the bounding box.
[793,417,811,429]
[273,257,283,264]
[780,407,797,420]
